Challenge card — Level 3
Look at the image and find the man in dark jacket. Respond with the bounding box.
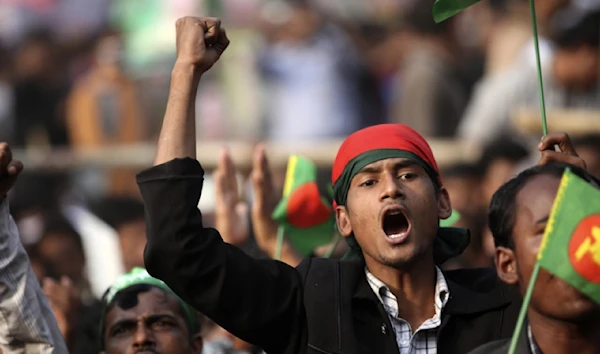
[136,16,581,354]
[469,162,600,354]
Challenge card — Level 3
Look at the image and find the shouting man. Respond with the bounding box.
[137,16,583,354]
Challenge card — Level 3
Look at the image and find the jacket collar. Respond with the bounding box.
[346,260,515,315]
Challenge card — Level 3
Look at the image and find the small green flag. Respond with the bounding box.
[432,0,481,23]
[537,169,600,304]
[272,155,335,256]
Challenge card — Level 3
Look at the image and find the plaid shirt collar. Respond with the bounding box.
[365,266,450,319]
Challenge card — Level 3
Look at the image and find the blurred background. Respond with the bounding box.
[1,0,599,352]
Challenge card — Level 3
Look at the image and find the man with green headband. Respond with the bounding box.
[100,267,202,354]
[137,16,584,354]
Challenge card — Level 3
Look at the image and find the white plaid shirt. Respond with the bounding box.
[0,200,68,353]
[365,266,449,354]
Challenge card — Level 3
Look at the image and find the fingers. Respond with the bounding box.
[7,160,23,176]
[538,150,587,169]
[214,148,239,207]
[538,132,577,155]
[251,144,272,194]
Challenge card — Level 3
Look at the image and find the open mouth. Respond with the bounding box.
[382,207,411,241]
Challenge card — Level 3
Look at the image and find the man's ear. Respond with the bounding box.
[336,205,353,237]
[191,334,203,354]
[437,186,452,220]
[496,246,519,285]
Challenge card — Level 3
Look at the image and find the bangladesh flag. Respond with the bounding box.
[538,168,600,304]
[432,0,481,23]
[272,156,335,256]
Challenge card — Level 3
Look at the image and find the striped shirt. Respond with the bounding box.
[0,199,68,353]
[365,267,449,354]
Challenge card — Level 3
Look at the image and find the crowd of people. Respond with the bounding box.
[0,0,599,353]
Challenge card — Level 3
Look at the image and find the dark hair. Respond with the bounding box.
[441,162,483,180]
[40,212,84,254]
[488,162,600,248]
[477,137,529,174]
[100,284,199,349]
[572,134,600,150]
[89,197,145,229]
[551,8,600,49]
[404,0,453,34]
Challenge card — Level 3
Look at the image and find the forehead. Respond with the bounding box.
[104,288,182,326]
[514,174,561,227]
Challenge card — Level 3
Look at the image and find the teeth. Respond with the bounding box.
[388,210,401,215]
[388,233,404,239]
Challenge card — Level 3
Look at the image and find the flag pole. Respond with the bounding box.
[508,0,549,352]
[529,0,549,136]
[274,226,284,260]
[507,262,540,354]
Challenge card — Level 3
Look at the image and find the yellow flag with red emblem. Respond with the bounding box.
[538,168,600,304]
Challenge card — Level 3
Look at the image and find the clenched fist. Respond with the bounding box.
[0,143,23,199]
[174,16,230,75]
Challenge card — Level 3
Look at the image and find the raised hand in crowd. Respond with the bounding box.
[0,143,23,199]
[538,132,587,169]
[250,145,301,266]
[213,149,249,247]
[154,17,229,165]
[0,142,68,353]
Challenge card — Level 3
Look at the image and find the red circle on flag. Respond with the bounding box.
[568,214,600,284]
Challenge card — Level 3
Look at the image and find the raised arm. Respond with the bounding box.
[0,144,68,354]
[139,17,308,354]
[154,16,229,165]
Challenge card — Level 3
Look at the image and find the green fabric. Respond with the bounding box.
[333,149,440,207]
[333,149,469,264]
[272,155,335,256]
[538,169,600,304]
[105,267,200,333]
[432,0,481,23]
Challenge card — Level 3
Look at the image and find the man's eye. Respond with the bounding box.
[153,320,173,329]
[111,326,130,337]
[360,179,376,187]
[399,173,415,180]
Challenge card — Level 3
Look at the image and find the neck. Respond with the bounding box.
[365,254,437,330]
[528,309,600,354]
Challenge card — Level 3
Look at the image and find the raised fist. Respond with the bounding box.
[174,16,230,74]
[0,143,23,199]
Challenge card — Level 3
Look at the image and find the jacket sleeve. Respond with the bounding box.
[0,199,68,354]
[137,158,308,354]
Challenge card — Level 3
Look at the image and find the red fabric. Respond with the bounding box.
[331,124,442,186]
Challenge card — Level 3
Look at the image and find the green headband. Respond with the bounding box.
[103,267,200,334]
[333,149,469,264]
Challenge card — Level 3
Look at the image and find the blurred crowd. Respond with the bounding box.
[0,0,599,353]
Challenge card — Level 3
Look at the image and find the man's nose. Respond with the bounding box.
[380,173,404,201]
[132,322,156,349]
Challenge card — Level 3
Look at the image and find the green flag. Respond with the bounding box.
[272,155,335,256]
[537,169,600,304]
[432,0,481,23]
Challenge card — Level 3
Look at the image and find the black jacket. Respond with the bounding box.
[467,325,530,354]
[137,158,522,354]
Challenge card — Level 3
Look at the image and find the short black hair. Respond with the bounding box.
[477,137,530,174]
[488,162,600,248]
[441,162,483,180]
[404,0,453,35]
[100,284,199,349]
[551,8,600,49]
[572,134,600,150]
[40,212,84,254]
[89,197,145,230]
